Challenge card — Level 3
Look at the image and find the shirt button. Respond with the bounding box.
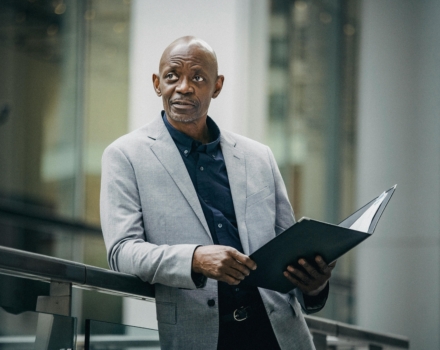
[235,288,240,292]
[184,150,188,154]
[218,223,222,228]
[212,154,215,158]
[207,299,215,307]
[200,166,204,171]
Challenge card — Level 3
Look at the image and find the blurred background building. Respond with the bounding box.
[0,0,438,349]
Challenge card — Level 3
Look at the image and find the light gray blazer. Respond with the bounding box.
[100,115,316,349]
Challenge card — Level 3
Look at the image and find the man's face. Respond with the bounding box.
[153,42,224,123]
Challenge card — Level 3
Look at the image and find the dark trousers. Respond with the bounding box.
[217,306,281,349]
[217,283,281,350]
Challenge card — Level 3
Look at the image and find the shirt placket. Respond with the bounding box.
[197,148,226,244]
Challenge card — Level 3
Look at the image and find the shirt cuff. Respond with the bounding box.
[191,270,207,288]
[190,245,207,288]
[302,282,330,312]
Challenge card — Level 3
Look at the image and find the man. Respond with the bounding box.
[101,36,335,349]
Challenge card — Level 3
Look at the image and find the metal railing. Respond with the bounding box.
[0,245,409,349]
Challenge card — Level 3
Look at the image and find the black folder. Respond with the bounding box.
[241,185,397,293]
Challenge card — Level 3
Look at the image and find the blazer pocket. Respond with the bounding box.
[156,301,177,325]
[246,186,271,208]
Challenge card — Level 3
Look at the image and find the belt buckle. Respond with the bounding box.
[233,306,249,322]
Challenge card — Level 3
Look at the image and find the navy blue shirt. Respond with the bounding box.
[163,112,259,311]
[163,113,243,253]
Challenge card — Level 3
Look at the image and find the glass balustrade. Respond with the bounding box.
[0,245,410,350]
[84,320,160,350]
[0,307,76,350]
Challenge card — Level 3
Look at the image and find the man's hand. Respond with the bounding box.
[284,256,336,296]
[192,245,257,285]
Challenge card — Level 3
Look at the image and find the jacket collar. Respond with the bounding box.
[147,114,250,254]
[146,115,211,240]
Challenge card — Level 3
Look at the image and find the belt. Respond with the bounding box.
[221,306,252,323]
[220,302,269,323]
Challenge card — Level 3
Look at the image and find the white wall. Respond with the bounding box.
[355,1,440,349]
[124,0,269,329]
[127,0,269,141]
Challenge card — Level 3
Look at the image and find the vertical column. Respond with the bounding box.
[355,0,440,349]
[127,0,268,140]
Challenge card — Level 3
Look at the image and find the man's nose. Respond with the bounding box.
[175,77,193,94]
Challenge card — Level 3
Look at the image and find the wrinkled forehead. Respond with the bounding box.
[159,41,218,75]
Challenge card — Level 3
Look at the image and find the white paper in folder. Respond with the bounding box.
[349,190,388,233]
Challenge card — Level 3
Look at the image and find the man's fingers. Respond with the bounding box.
[223,274,241,285]
[315,256,336,274]
[328,260,337,268]
[298,259,321,279]
[231,260,251,277]
[225,266,247,281]
[283,256,336,296]
[283,271,301,288]
[231,250,257,271]
[192,245,256,283]
[287,265,311,285]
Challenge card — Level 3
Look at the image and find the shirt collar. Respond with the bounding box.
[162,111,221,157]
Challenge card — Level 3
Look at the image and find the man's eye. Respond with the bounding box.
[166,73,176,79]
[193,75,204,82]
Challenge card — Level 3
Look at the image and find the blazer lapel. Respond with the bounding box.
[148,117,212,241]
[220,133,250,255]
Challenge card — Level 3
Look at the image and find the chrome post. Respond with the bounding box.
[36,281,72,316]
[35,282,75,350]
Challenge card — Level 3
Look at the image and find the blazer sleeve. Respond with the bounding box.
[100,144,200,290]
[267,147,329,314]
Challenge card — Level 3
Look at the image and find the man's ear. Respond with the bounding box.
[212,75,224,99]
[152,73,161,96]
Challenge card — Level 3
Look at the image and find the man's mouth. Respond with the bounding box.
[171,100,196,107]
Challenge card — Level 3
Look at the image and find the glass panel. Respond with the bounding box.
[83,0,131,226]
[0,0,131,334]
[85,319,160,350]
[0,0,86,274]
[0,307,77,350]
[80,0,131,335]
[268,0,359,323]
[0,0,84,219]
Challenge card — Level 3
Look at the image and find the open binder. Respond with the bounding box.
[241,185,397,293]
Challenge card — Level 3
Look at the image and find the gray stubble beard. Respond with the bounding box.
[167,113,202,123]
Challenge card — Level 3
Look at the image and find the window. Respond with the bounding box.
[268,0,359,323]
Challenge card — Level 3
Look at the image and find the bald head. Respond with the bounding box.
[159,36,218,76]
[152,36,224,126]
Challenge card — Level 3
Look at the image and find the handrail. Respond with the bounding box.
[305,315,409,349]
[0,245,409,349]
[0,246,154,300]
